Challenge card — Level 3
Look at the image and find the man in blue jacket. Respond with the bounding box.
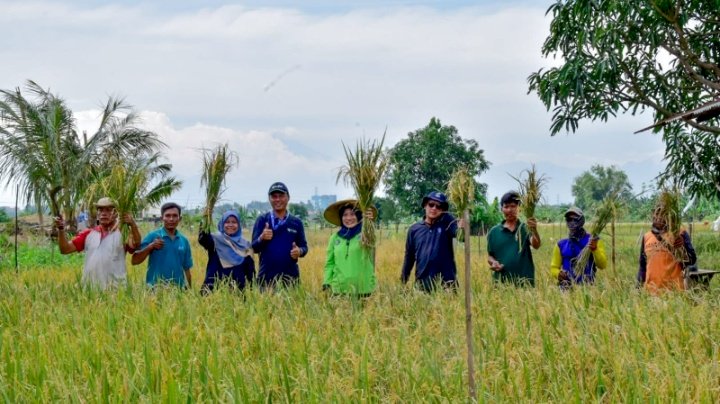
[401,191,458,292]
[251,182,308,288]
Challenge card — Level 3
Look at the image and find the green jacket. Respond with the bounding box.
[323,232,376,295]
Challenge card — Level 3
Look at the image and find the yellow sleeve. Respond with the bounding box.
[592,239,608,270]
[550,242,562,279]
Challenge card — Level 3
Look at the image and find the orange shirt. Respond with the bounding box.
[642,231,684,293]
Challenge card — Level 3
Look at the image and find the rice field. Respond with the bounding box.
[1,222,719,402]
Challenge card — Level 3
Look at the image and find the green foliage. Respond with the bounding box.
[374,197,399,225]
[0,81,168,229]
[289,203,310,221]
[571,165,633,210]
[200,144,237,232]
[0,209,10,223]
[528,1,720,199]
[470,196,503,235]
[385,118,489,216]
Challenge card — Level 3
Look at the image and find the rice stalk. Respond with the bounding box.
[447,167,475,217]
[200,144,238,233]
[573,195,617,275]
[446,167,476,401]
[336,132,388,251]
[511,164,546,220]
[653,188,688,264]
[84,160,148,241]
[510,164,547,252]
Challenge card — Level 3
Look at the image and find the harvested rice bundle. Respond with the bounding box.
[511,165,547,251]
[573,195,616,275]
[336,133,388,251]
[653,188,688,263]
[200,144,237,233]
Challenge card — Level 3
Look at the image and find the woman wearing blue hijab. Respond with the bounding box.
[199,210,254,293]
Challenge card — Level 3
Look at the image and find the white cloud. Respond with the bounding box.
[0,1,670,207]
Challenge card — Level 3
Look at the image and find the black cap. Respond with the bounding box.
[500,191,521,206]
[421,191,450,211]
[268,182,289,195]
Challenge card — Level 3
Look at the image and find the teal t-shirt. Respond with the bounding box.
[486,220,535,286]
[141,227,193,287]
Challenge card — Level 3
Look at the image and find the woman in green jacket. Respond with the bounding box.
[322,200,377,297]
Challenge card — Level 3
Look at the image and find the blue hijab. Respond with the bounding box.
[211,210,252,268]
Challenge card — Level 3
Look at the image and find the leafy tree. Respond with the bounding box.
[528,1,720,198]
[0,80,167,230]
[385,117,490,216]
[0,209,9,223]
[470,196,503,235]
[571,165,633,210]
[289,202,309,221]
[374,196,399,227]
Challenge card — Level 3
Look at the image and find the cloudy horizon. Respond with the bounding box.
[0,0,668,210]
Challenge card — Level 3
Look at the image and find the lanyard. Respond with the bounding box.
[270,212,287,230]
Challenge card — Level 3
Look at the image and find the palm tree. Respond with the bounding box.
[0,80,174,232]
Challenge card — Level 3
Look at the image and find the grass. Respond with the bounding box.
[0,223,719,401]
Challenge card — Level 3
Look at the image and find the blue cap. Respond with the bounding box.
[421,191,449,211]
[268,182,289,195]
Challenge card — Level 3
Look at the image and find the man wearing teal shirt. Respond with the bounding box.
[486,191,542,286]
[133,202,193,288]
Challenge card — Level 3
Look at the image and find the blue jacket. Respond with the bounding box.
[401,213,458,289]
[198,231,255,292]
[251,212,308,285]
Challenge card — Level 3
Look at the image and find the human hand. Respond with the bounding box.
[260,222,273,241]
[54,216,65,230]
[122,213,135,226]
[673,234,684,248]
[290,242,301,260]
[589,237,599,251]
[457,218,465,229]
[364,209,375,221]
[527,217,538,233]
[489,259,504,272]
[150,237,164,251]
[558,270,570,282]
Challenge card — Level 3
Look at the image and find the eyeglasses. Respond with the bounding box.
[426,202,442,209]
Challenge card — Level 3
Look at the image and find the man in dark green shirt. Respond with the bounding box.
[486,191,542,286]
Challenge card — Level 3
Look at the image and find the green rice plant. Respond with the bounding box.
[200,144,237,233]
[336,132,388,250]
[573,194,617,275]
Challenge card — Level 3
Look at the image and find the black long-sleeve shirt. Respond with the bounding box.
[401,213,458,288]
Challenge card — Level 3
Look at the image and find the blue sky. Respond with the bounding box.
[0,0,667,209]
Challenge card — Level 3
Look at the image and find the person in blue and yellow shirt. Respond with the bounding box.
[550,207,607,288]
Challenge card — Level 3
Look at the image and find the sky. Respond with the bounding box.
[0,0,668,209]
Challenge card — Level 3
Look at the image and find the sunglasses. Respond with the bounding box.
[426,202,442,209]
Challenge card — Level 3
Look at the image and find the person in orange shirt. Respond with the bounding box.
[637,205,697,292]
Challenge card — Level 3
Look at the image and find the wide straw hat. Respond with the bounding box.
[323,199,378,227]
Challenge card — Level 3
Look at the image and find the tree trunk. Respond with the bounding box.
[463,209,476,401]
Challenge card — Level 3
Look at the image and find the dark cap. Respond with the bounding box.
[500,191,521,206]
[268,182,289,195]
[421,191,449,211]
[564,206,584,218]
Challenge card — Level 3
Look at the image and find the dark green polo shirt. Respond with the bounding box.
[487,220,535,286]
